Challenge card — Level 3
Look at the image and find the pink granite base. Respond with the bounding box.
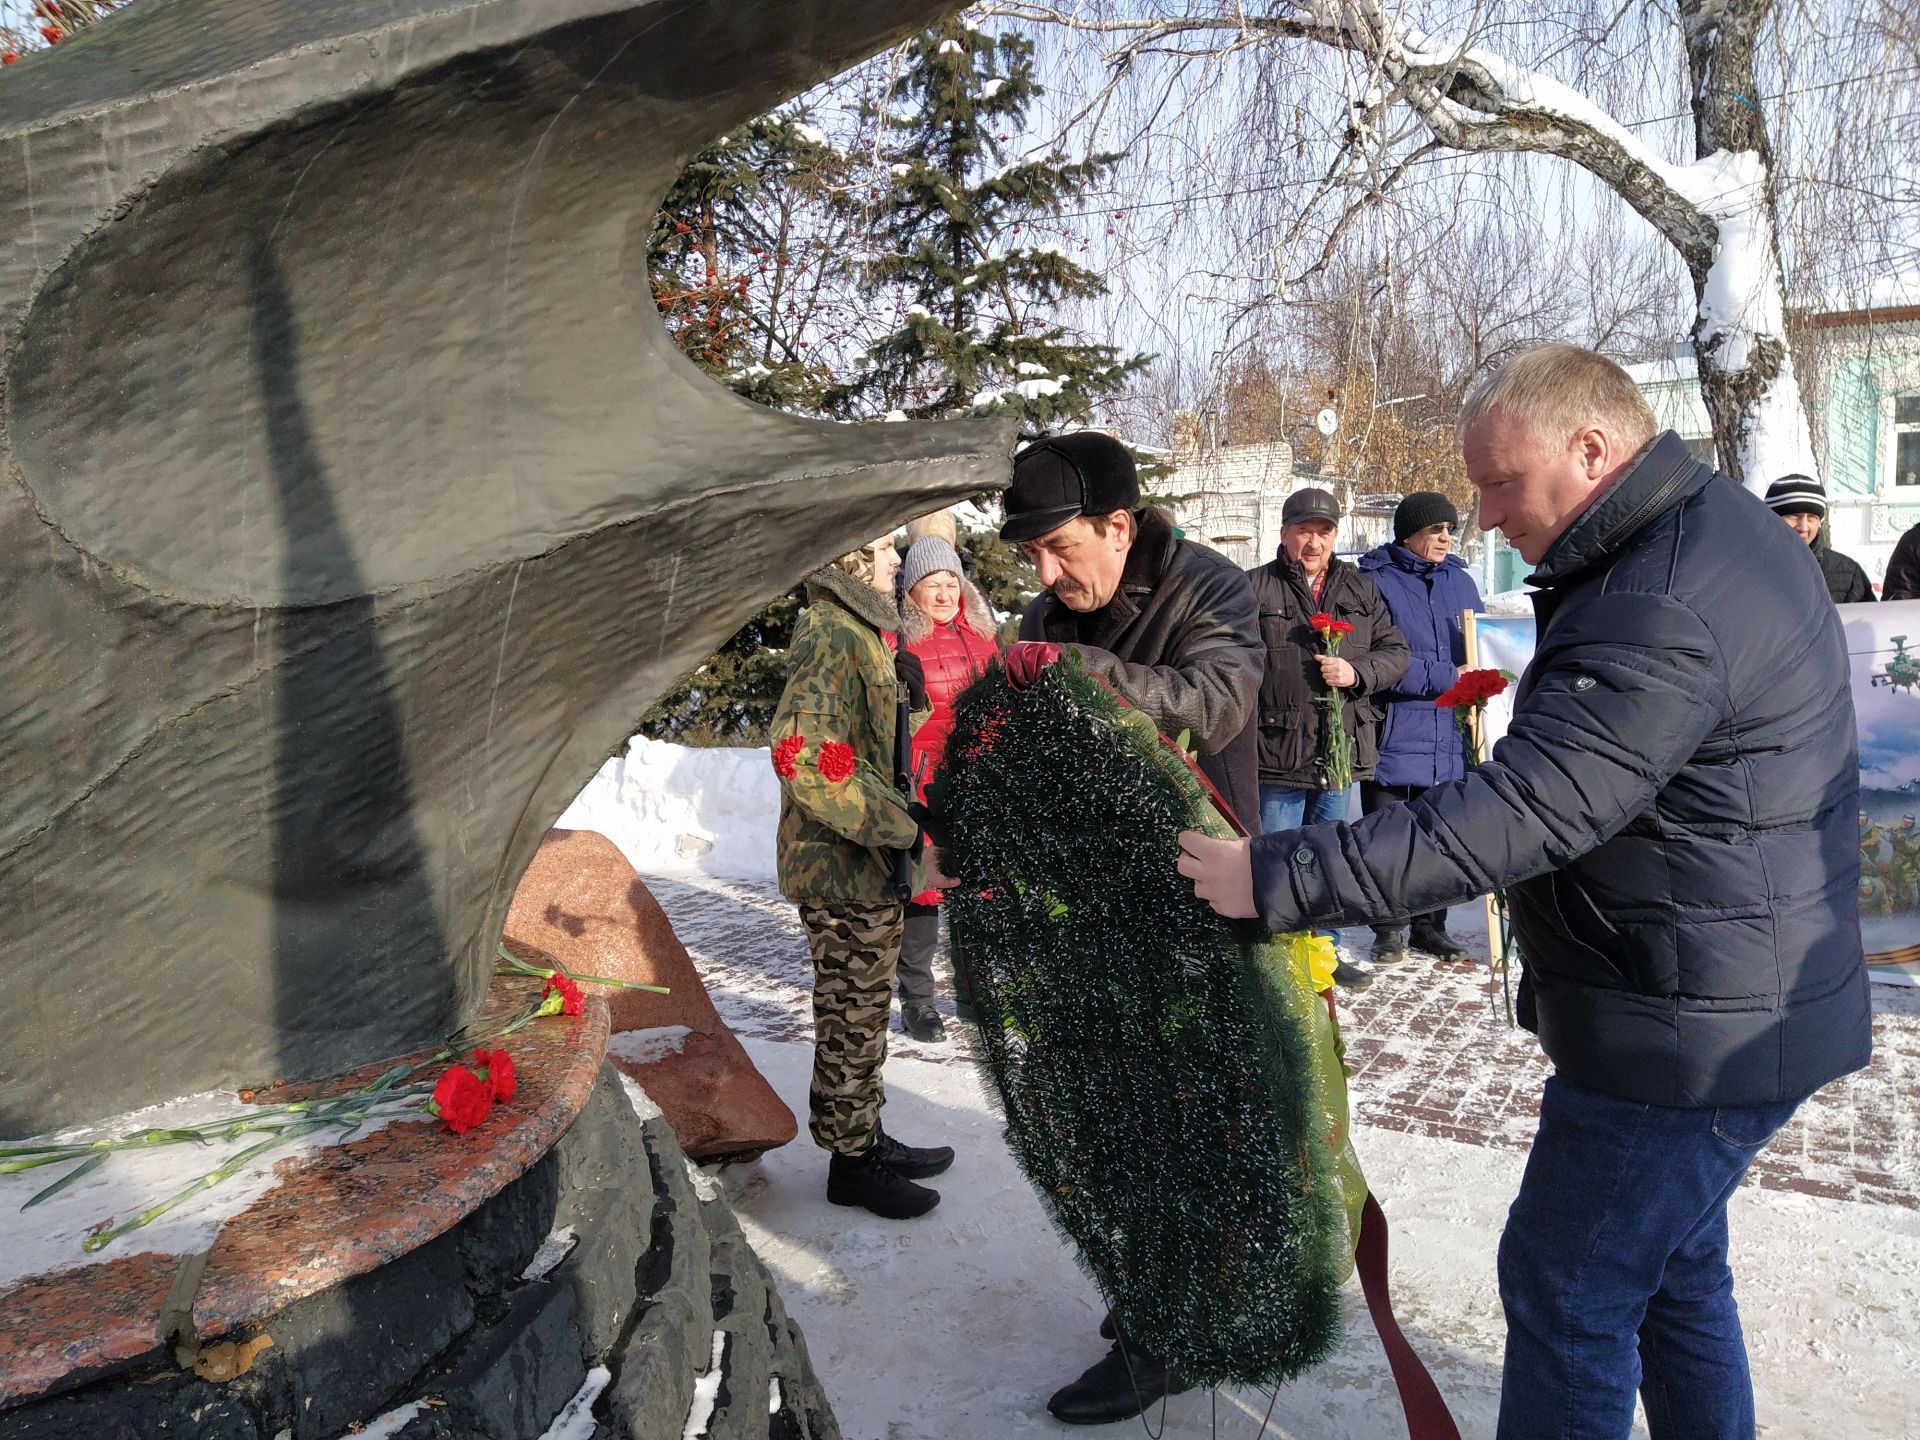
[0,976,608,1410]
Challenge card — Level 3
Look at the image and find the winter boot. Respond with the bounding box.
[1369,925,1406,964]
[1047,1339,1197,1425]
[1331,959,1374,990]
[1408,917,1470,960]
[901,1003,947,1043]
[869,1126,955,1179]
[826,1148,940,1219]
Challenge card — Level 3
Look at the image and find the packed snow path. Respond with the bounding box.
[649,875,1920,1439]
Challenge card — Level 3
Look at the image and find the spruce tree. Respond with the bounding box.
[842,19,1148,432]
[639,109,847,744]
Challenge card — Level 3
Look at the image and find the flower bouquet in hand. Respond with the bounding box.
[1436,668,1521,1019]
[1308,613,1356,792]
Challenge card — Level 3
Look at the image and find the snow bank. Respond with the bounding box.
[557,735,779,882]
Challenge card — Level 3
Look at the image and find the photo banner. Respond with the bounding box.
[1465,600,1920,984]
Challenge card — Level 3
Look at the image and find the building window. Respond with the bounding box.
[1895,393,1920,491]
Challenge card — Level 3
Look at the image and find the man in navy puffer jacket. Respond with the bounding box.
[1357,492,1485,961]
[1178,344,1871,1440]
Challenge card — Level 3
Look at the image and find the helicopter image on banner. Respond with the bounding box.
[1871,636,1920,695]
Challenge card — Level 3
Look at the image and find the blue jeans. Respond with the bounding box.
[1259,785,1354,945]
[1496,1075,1802,1440]
[1258,783,1354,833]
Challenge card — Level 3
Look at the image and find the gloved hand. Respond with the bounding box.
[1003,641,1065,690]
[895,646,929,711]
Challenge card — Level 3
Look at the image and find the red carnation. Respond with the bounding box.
[816,741,856,783]
[430,1063,494,1134]
[2,52,19,65]
[1309,612,1335,632]
[543,970,585,1017]
[772,733,805,779]
[472,1048,517,1104]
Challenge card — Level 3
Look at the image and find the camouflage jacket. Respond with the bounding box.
[772,565,920,905]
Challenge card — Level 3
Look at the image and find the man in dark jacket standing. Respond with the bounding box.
[1246,487,1408,985]
[998,430,1264,1424]
[1003,431,1264,836]
[1763,474,1875,603]
[1177,344,1872,1439]
[1357,493,1484,962]
[1884,519,1920,601]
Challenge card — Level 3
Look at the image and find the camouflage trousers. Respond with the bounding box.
[797,900,902,1156]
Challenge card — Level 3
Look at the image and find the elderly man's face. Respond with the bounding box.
[1781,510,1822,545]
[1019,512,1133,612]
[1463,406,1616,565]
[1403,520,1454,564]
[1282,519,1337,577]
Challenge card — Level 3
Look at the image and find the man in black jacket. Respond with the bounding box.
[998,430,1264,1424]
[1763,474,1875,603]
[1002,431,1264,835]
[1177,344,1871,1439]
[1244,487,1409,985]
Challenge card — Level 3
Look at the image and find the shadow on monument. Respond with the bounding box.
[250,238,454,1081]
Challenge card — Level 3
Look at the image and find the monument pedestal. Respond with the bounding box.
[0,980,838,1439]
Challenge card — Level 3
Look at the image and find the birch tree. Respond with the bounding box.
[997,0,1918,490]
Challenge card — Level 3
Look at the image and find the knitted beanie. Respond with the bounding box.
[1763,474,1826,519]
[1394,491,1459,542]
[902,536,965,593]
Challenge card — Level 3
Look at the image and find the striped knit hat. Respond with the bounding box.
[1763,474,1826,519]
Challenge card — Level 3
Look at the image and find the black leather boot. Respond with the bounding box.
[826,1148,939,1219]
[1408,916,1470,960]
[901,1003,947,1043]
[1370,925,1406,964]
[869,1126,954,1179]
[1047,1340,1197,1425]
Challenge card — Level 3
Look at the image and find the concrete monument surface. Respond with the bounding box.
[0,0,1008,1133]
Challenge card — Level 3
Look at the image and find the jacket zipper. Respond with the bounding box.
[1590,462,1693,560]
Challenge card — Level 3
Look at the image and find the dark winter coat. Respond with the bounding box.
[1252,431,1872,1108]
[1884,522,1920,602]
[1243,553,1409,788]
[1812,534,1875,605]
[1020,506,1264,833]
[1358,544,1485,788]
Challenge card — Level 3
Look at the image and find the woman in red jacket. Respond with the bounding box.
[898,535,1001,1042]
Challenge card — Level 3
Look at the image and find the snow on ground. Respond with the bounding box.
[714,1033,1919,1440]
[558,736,776,881]
[568,743,1920,1438]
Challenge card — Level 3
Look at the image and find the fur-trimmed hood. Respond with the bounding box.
[805,562,902,634]
[900,572,997,646]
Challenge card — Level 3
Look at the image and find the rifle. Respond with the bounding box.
[893,647,927,904]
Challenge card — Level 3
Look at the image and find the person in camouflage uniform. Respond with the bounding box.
[771,535,955,1220]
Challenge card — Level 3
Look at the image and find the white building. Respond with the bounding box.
[1167,438,1402,569]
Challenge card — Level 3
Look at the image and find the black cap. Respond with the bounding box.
[1394,491,1459,542]
[1001,432,1140,543]
[1280,487,1340,526]
[1763,474,1826,519]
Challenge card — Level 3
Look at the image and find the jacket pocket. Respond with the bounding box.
[1515,870,1633,988]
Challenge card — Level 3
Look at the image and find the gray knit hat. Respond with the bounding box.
[902,536,965,593]
[1764,474,1826,519]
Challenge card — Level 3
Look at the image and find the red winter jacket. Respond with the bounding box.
[903,590,1000,903]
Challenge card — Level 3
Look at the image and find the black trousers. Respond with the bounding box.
[1359,780,1447,935]
[899,901,940,1006]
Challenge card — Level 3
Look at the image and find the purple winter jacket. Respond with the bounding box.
[1356,544,1484,788]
